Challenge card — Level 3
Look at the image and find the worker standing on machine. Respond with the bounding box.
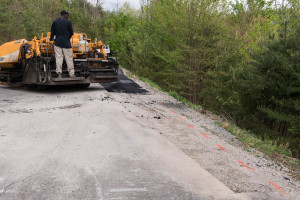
[50,10,75,78]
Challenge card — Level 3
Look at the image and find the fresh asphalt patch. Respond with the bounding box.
[101,69,148,94]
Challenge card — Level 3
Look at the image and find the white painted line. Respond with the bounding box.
[84,167,103,200]
[97,186,103,200]
[109,187,148,193]
[0,189,15,194]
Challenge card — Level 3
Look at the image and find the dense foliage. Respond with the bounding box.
[104,0,300,157]
[0,0,105,43]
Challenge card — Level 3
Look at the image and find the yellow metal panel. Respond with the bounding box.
[0,39,26,56]
[0,39,26,69]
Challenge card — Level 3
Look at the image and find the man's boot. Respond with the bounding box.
[58,73,62,79]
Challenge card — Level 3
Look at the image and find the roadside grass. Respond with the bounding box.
[214,121,292,156]
[135,77,202,110]
[168,91,202,110]
[122,67,300,180]
[215,120,300,180]
[138,77,164,92]
[126,71,202,110]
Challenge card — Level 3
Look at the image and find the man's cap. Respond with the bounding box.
[61,10,70,15]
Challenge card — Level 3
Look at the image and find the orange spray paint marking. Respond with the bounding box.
[268,181,286,195]
[171,111,176,115]
[200,132,210,139]
[238,160,254,171]
[216,144,226,151]
[188,124,195,128]
[178,117,183,121]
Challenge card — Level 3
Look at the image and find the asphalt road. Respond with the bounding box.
[0,69,298,199]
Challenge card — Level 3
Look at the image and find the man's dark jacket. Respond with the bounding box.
[51,18,74,48]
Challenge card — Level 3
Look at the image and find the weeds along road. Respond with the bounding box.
[0,69,299,200]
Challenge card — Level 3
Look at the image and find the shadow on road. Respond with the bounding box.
[0,84,103,94]
[0,69,148,94]
[101,69,148,94]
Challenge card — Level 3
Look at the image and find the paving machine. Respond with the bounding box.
[0,32,119,88]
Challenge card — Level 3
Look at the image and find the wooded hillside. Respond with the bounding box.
[0,0,105,43]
